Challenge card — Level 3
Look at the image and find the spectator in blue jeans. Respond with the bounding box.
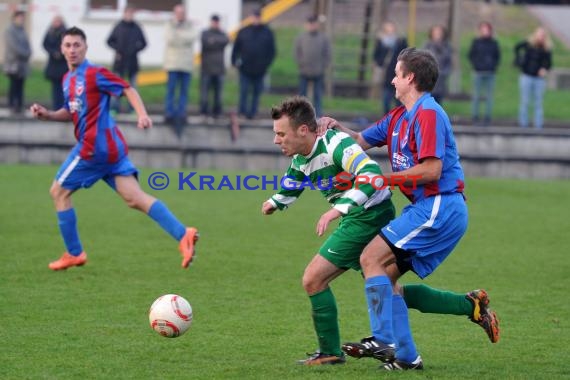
[514,27,552,129]
[164,4,197,134]
[200,14,229,120]
[468,21,500,126]
[294,15,331,117]
[231,9,276,119]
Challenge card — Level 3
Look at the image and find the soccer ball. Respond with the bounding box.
[149,294,193,338]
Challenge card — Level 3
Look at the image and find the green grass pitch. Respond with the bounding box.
[1,164,569,379]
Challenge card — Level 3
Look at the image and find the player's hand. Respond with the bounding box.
[30,103,49,120]
[137,115,153,129]
[317,116,340,136]
[316,208,342,236]
[261,201,277,215]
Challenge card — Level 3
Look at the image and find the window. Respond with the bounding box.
[90,0,118,10]
[88,0,180,19]
[128,0,180,12]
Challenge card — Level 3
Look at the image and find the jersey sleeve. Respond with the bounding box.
[267,164,306,211]
[95,67,130,97]
[331,135,382,214]
[415,109,446,161]
[361,114,390,147]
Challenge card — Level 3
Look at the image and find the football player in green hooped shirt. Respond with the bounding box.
[262,96,395,365]
[261,96,499,367]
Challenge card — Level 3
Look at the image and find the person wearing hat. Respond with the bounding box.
[231,9,276,119]
[200,14,229,121]
[294,14,331,117]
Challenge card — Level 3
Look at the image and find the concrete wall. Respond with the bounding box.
[0,0,241,67]
[1,116,569,179]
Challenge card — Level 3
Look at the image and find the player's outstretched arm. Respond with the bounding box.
[123,87,152,129]
[30,104,72,122]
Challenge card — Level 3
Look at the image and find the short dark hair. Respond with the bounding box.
[397,47,439,92]
[211,14,220,22]
[271,96,317,132]
[63,26,87,42]
[12,10,25,19]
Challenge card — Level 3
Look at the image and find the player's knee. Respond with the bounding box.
[123,196,141,210]
[359,248,376,270]
[49,183,64,201]
[302,272,325,295]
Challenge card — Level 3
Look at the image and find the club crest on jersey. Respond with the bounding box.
[75,82,85,96]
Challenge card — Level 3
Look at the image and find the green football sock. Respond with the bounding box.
[309,288,342,356]
[402,284,473,316]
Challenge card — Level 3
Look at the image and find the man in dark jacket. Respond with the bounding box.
[468,21,500,126]
[231,9,276,119]
[200,14,229,120]
[43,15,68,110]
[373,21,407,114]
[106,6,147,113]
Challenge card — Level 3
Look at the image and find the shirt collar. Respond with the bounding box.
[404,92,431,121]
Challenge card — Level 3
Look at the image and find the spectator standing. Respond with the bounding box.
[3,10,31,115]
[294,14,331,117]
[231,9,276,119]
[373,21,407,114]
[107,6,147,113]
[200,14,229,120]
[163,4,197,133]
[423,25,452,104]
[468,21,500,126]
[514,26,552,129]
[43,15,68,110]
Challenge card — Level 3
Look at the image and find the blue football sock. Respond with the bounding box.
[57,208,83,256]
[392,294,418,363]
[365,275,394,344]
[148,200,186,241]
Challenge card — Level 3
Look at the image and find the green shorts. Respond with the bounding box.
[319,199,396,272]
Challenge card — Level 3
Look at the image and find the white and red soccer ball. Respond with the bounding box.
[149,294,193,338]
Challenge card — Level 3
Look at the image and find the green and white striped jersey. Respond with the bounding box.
[268,129,391,214]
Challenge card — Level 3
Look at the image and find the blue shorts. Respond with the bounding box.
[380,193,468,279]
[56,151,138,191]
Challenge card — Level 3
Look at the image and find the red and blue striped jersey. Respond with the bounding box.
[362,93,465,203]
[63,60,130,163]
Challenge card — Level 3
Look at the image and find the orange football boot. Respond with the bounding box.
[179,227,199,268]
[49,252,87,270]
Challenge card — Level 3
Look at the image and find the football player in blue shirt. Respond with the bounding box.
[30,27,198,271]
[322,48,499,370]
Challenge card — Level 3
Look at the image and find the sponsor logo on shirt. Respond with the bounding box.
[392,152,411,170]
[69,98,83,114]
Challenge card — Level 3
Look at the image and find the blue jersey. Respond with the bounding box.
[362,93,465,203]
[63,60,130,163]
